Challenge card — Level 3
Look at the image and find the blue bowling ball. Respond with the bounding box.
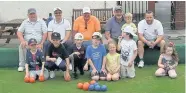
[101,85,107,91]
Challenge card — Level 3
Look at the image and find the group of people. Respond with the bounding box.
[16,6,179,83]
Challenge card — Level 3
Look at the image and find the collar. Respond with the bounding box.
[54,18,64,24]
[27,18,39,23]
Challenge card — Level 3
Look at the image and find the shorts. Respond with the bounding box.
[90,71,107,77]
[120,64,135,78]
[29,69,49,80]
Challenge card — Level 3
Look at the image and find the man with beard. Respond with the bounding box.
[105,6,125,44]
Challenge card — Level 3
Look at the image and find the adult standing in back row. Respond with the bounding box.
[73,7,101,48]
[17,8,47,72]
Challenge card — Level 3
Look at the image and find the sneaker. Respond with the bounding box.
[69,64,72,71]
[138,60,144,68]
[49,71,55,79]
[18,67,24,72]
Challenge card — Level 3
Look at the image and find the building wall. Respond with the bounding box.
[175,1,185,30]
[0,1,116,23]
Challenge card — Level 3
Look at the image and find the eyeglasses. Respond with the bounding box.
[54,12,62,14]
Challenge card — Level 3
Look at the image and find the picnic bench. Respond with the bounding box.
[0,19,24,43]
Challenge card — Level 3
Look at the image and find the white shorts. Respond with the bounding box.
[120,64,135,78]
[29,69,49,80]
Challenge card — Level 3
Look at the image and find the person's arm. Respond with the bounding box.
[128,43,138,67]
[40,20,48,45]
[85,46,96,71]
[104,19,112,40]
[25,51,29,77]
[47,21,53,42]
[154,22,164,45]
[117,39,122,51]
[40,51,45,73]
[62,20,72,43]
[157,54,164,68]
[101,45,107,72]
[46,45,56,62]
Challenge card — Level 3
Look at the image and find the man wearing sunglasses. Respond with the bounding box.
[44,7,72,57]
[73,7,101,48]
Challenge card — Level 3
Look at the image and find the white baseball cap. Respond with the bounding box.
[83,7,91,13]
[74,33,84,40]
[92,32,102,39]
[122,26,137,36]
[53,7,62,12]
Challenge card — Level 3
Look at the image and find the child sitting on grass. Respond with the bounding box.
[118,26,137,79]
[155,42,179,79]
[24,38,49,83]
[106,41,120,81]
[85,32,107,81]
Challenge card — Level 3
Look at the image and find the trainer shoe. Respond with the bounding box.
[49,71,55,79]
[18,67,24,72]
[69,63,72,71]
[138,60,144,68]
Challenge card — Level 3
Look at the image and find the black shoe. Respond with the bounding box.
[73,73,78,79]
[80,71,84,75]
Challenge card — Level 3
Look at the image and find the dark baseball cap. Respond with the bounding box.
[28,8,36,14]
[51,32,61,40]
[28,38,37,46]
[114,6,122,11]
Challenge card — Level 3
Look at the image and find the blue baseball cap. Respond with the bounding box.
[28,38,37,46]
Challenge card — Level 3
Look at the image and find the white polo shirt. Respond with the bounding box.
[138,19,164,41]
[48,18,71,40]
[18,18,47,43]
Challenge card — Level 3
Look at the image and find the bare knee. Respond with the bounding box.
[107,75,112,81]
[112,75,119,81]
[92,76,99,81]
[100,77,106,81]
[155,69,164,77]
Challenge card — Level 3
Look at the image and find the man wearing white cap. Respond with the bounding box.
[117,26,138,78]
[73,7,101,48]
[17,8,47,72]
[44,7,72,57]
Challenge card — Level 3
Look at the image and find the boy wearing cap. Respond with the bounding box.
[68,33,86,79]
[117,26,138,78]
[85,32,107,81]
[45,32,71,80]
[25,38,49,82]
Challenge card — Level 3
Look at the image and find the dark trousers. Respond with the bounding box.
[73,54,86,74]
[45,61,66,71]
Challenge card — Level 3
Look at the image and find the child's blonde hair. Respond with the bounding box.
[125,13,133,18]
[162,42,179,62]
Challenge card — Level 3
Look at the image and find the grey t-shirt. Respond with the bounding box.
[105,16,125,38]
[18,18,47,43]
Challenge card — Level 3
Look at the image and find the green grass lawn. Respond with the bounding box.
[0,65,185,93]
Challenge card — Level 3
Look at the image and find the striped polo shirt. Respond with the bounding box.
[18,18,47,43]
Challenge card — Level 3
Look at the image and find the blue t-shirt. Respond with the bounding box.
[86,44,106,72]
[26,49,45,71]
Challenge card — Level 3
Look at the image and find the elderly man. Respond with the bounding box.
[105,6,125,43]
[43,7,72,57]
[137,11,165,68]
[17,8,47,72]
[73,7,101,48]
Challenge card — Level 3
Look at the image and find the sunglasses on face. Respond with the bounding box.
[54,12,62,14]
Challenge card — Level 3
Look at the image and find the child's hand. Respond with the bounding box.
[74,52,80,56]
[118,36,122,41]
[92,69,97,75]
[128,62,133,67]
[51,58,57,62]
[83,64,88,71]
[25,73,29,78]
[39,72,44,77]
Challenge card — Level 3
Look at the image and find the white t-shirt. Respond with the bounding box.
[138,19,164,41]
[48,18,71,40]
[120,39,137,66]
